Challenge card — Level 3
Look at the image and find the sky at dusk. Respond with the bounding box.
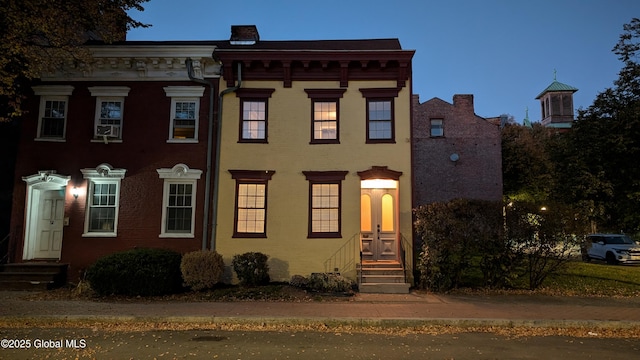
[127,0,640,123]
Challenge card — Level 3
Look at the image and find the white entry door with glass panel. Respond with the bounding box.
[360,181,398,261]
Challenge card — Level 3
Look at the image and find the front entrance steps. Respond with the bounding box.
[357,260,410,294]
[0,262,68,290]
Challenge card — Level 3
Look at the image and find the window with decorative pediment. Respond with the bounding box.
[157,164,202,238]
[81,164,127,237]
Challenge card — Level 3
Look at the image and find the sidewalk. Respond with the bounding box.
[1,291,640,329]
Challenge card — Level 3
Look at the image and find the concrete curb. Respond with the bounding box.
[3,315,640,330]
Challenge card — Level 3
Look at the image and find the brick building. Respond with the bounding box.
[412,94,502,206]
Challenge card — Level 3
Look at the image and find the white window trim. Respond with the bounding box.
[164,86,205,143]
[32,85,74,142]
[80,163,127,237]
[157,163,202,238]
[89,87,130,142]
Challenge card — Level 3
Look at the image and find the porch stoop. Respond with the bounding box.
[0,263,68,290]
[357,261,410,294]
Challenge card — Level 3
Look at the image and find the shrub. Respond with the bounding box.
[180,250,225,291]
[232,252,270,286]
[289,274,309,288]
[86,248,182,296]
[414,199,504,291]
[307,273,355,293]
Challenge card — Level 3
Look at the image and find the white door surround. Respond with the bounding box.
[22,170,71,260]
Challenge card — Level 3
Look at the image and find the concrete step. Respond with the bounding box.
[358,282,411,294]
[0,263,68,291]
[0,280,54,291]
[361,274,406,283]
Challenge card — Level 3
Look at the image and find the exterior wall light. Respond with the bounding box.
[71,186,79,199]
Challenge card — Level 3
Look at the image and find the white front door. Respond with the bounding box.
[360,187,398,261]
[32,189,65,259]
[22,171,70,260]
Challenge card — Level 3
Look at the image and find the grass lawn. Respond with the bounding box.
[540,261,640,297]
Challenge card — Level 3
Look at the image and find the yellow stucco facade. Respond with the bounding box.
[215,79,413,282]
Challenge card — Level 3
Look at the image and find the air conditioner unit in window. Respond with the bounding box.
[96,125,120,138]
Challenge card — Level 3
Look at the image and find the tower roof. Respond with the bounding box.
[535,80,578,99]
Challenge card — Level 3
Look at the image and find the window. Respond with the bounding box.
[236,88,275,143]
[81,164,127,237]
[32,85,74,141]
[430,119,444,137]
[360,88,399,143]
[164,86,205,142]
[157,164,202,238]
[230,170,275,238]
[241,100,266,140]
[89,87,130,141]
[172,101,197,139]
[303,171,348,238]
[313,101,337,141]
[305,89,346,144]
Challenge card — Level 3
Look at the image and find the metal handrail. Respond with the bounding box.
[399,233,413,284]
[322,232,359,276]
[358,232,363,285]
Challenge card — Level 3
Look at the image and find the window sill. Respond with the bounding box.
[308,233,342,239]
[166,139,198,144]
[34,138,66,142]
[90,139,123,143]
[233,233,268,238]
[82,232,117,238]
[238,140,268,144]
[159,233,194,238]
[310,140,340,145]
[366,139,396,144]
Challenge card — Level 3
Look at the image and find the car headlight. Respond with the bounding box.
[614,249,629,254]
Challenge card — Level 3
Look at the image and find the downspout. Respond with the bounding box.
[210,61,242,250]
[185,58,214,250]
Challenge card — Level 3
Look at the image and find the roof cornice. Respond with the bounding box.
[41,44,221,82]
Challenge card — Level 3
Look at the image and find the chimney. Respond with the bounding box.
[230,25,260,45]
[453,94,474,114]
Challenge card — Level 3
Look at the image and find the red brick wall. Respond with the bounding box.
[412,94,503,206]
[9,81,215,279]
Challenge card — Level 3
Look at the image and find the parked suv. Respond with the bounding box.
[582,234,640,265]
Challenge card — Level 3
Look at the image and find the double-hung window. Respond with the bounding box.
[236,88,275,143]
[81,164,127,237]
[164,86,204,142]
[89,87,130,141]
[230,170,275,238]
[305,89,346,144]
[430,119,444,137]
[157,164,202,238]
[32,85,74,141]
[360,88,399,143]
[303,171,348,238]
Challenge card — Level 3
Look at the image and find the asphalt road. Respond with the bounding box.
[1,327,639,359]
